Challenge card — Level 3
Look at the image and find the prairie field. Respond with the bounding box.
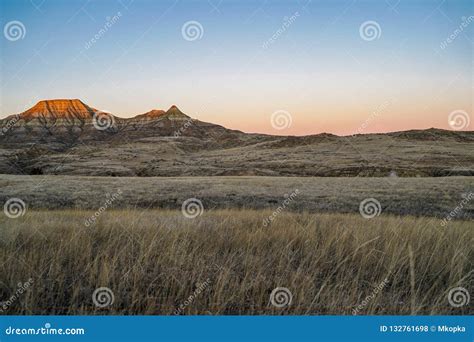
[0,175,473,218]
[0,209,472,315]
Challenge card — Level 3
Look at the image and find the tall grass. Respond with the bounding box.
[0,210,472,315]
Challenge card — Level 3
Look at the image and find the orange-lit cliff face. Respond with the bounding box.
[20,99,97,120]
[134,109,166,120]
[18,100,190,121]
[133,106,188,120]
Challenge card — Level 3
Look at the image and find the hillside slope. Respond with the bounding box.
[0,99,473,177]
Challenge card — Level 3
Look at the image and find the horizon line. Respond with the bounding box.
[1,98,472,138]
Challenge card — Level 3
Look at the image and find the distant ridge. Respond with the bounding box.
[134,109,166,120]
[1,99,472,137]
[0,99,472,177]
[0,99,244,148]
[133,105,190,121]
[164,105,190,119]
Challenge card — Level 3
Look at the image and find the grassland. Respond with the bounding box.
[0,175,472,218]
[0,209,472,315]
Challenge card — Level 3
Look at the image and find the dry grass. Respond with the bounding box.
[0,209,472,315]
[1,174,472,218]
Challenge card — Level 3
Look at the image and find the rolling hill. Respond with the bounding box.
[0,99,472,177]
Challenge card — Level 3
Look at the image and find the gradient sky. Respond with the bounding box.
[0,0,472,135]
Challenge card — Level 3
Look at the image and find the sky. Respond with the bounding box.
[0,0,472,135]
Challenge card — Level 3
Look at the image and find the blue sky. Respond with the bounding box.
[0,0,472,135]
